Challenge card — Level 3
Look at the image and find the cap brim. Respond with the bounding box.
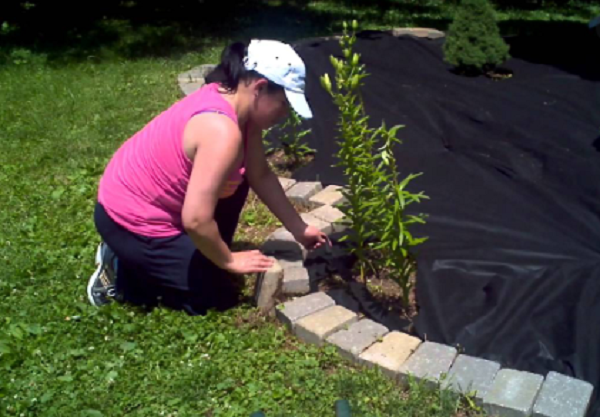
[285,89,313,119]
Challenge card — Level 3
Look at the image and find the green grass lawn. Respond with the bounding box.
[0,31,479,417]
[1,1,598,415]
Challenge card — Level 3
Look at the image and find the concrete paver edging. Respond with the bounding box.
[266,177,594,417]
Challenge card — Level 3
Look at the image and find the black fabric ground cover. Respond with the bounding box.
[287,29,600,414]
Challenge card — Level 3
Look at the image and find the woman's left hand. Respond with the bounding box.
[294,224,331,251]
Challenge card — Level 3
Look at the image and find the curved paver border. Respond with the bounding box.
[266,179,595,417]
[178,63,216,96]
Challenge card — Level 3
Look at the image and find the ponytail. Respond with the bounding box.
[205,41,249,92]
[205,40,285,95]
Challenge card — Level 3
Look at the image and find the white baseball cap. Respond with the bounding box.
[244,39,313,119]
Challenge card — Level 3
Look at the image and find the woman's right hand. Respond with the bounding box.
[223,250,275,275]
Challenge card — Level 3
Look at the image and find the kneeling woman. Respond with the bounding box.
[89,39,329,315]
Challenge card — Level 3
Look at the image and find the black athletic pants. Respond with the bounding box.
[93,180,250,315]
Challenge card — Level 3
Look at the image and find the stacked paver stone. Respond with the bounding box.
[257,178,347,301]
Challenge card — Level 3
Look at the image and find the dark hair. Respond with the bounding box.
[205,41,284,94]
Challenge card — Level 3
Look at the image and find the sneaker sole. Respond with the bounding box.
[95,242,102,265]
[87,244,104,306]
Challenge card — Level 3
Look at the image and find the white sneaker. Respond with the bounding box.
[87,242,117,306]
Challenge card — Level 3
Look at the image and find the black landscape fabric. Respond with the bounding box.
[288,29,600,413]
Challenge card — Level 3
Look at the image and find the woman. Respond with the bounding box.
[89,39,329,315]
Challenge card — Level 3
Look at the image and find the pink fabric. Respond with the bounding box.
[98,83,246,238]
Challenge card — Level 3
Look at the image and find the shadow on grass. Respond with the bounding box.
[500,19,600,81]
[0,0,455,63]
[0,0,343,63]
[2,0,597,78]
[0,0,596,65]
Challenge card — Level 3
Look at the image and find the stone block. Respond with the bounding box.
[309,185,346,207]
[286,181,323,204]
[278,177,297,191]
[441,354,500,405]
[358,331,421,379]
[326,319,389,362]
[390,27,445,39]
[294,306,358,346]
[266,227,295,242]
[253,259,283,314]
[177,64,216,83]
[532,371,594,417]
[308,205,348,233]
[483,369,544,417]
[300,213,333,235]
[261,228,306,261]
[275,292,335,330]
[282,266,310,295]
[178,64,216,96]
[309,205,345,224]
[398,342,457,389]
[277,258,304,269]
[180,82,204,96]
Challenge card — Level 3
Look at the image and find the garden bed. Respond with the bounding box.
[288,24,600,416]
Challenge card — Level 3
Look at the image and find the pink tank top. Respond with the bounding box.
[98,83,247,238]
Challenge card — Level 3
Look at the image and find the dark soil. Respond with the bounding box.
[267,149,315,178]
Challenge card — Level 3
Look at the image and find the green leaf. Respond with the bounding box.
[0,341,11,354]
[41,392,54,403]
[105,370,118,381]
[51,187,65,199]
[120,341,136,352]
[168,398,182,406]
[68,349,86,358]
[399,172,423,190]
[9,325,23,340]
[181,329,198,343]
[407,214,427,224]
[27,324,42,335]
[412,237,429,245]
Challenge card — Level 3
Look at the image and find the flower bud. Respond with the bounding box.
[352,20,358,31]
[330,56,341,71]
[321,74,332,93]
[352,53,360,67]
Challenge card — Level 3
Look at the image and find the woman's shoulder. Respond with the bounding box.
[183,111,242,156]
[187,111,240,136]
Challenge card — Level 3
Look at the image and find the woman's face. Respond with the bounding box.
[251,80,290,130]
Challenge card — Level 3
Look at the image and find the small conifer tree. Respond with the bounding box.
[444,0,510,75]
